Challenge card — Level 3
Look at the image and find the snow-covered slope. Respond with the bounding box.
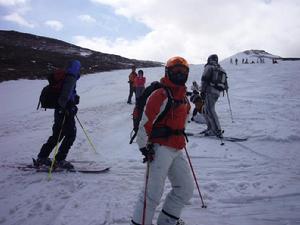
[0,60,300,225]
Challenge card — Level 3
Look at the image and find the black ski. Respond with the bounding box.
[186,132,248,142]
[4,163,110,174]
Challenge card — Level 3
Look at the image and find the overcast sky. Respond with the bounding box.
[1,0,299,63]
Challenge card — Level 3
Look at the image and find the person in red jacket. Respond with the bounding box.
[134,69,146,100]
[128,65,138,104]
[131,56,194,225]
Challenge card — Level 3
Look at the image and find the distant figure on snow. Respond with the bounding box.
[134,69,146,100]
[200,54,228,138]
[127,65,137,104]
[235,58,238,65]
[190,81,205,123]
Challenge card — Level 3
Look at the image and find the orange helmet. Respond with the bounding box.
[166,56,189,69]
[165,56,189,86]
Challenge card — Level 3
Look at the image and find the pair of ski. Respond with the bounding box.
[14,159,110,174]
[186,132,248,142]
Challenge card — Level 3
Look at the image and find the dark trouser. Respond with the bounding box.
[127,83,135,103]
[38,109,76,161]
[135,87,145,101]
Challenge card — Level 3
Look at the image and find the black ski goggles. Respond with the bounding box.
[167,65,189,86]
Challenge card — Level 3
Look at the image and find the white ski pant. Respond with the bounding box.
[132,144,194,225]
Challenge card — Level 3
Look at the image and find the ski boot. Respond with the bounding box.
[176,219,185,225]
[56,160,74,170]
[33,157,53,168]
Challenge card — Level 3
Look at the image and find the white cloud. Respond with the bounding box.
[44,20,63,31]
[3,12,35,28]
[85,0,300,63]
[78,14,96,23]
[0,0,27,6]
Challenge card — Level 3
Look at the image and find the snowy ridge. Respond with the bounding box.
[222,49,281,64]
[243,49,281,58]
[0,30,163,82]
[0,60,300,225]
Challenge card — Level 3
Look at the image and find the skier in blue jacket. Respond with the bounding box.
[35,60,81,169]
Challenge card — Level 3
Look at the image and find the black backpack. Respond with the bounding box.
[37,69,66,110]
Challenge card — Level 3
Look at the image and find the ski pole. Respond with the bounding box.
[142,161,150,225]
[226,90,234,123]
[75,115,98,154]
[48,113,66,180]
[184,147,207,208]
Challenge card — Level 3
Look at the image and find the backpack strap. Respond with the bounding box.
[129,86,172,144]
[152,86,173,126]
[150,88,189,141]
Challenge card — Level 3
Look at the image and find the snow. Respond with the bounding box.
[79,50,92,57]
[1,60,300,225]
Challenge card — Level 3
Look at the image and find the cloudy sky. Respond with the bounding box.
[1,0,299,63]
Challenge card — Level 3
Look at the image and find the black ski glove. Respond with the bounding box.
[140,143,155,163]
[70,105,78,115]
[74,95,80,105]
[186,91,192,96]
[193,90,199,95]
[58,106,69,116]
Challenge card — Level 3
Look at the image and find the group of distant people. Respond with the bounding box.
[230,57,278,65]
[127,66,146,104]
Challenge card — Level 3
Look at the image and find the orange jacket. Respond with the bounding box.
[134,76,146,88]
[129,72,137,84]
[137,77,190,150]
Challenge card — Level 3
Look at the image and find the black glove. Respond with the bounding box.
[74,95,80,105]
[140,144,155,163]
[193,90,199,95]
[57,106,69,116]
[70,105,78,115]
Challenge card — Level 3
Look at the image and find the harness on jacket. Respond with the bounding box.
[129,81,188,144]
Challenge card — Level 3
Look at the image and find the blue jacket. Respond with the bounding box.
[58,60,81,108]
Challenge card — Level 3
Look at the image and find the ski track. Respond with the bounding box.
[1,62,300,225]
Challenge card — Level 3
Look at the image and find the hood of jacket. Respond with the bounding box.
[67,60,81,79]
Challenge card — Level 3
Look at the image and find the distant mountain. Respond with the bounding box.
[0,30,163,82]
[222,49,300,64]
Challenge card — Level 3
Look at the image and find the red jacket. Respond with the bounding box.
[137,77,190,150]
[134,76,146,88]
